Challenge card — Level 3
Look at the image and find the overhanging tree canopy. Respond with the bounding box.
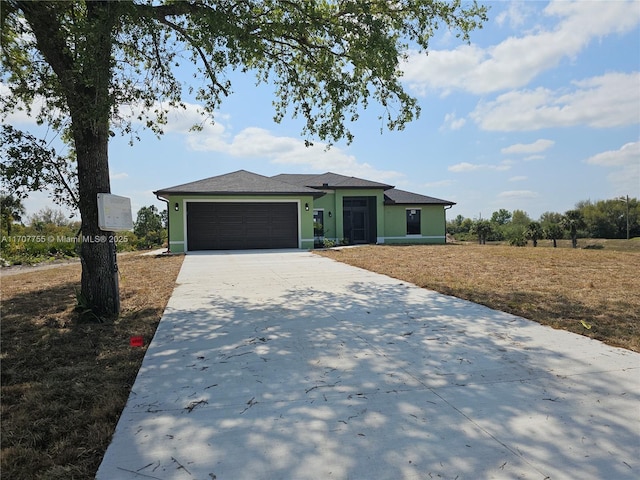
[1,0,487,315]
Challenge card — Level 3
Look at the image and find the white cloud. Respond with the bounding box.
[509,176,528,182]
[165,106,230,134]
[448,162,511,173]
[227,127,405,183]
[402,44,485,96]
[424,179,454,188]
[495,1,532,29]
[157,104,405,184]
[470,72,640,131]
[501,139,555,155]
[2,105,37,125]
[498,190,539,199]
[440,112,466,131]
[606,164,640,197]
[585,141,640,195]
[448,162,479,173]
[110,172,129,180]
[1,83,68,127]
[111,99,405,183]
[585,141,639,167]
[401,0,640,95]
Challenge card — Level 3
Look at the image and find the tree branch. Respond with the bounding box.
[15,1,77,94]
[50,158,79,208]
[127,1,230,97]
[155,16,229,98]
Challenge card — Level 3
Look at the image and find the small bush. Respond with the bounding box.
[0,238,80,264]
[453,232,476,242]
[134,230,166,250]
[508,235,527,247]
[322,238,337,248]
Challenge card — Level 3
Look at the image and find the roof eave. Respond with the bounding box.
[384,200,456,206]
[153,190,325,198]
[327,185,394,190]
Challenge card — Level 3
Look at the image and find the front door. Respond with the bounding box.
[343,197,374,244]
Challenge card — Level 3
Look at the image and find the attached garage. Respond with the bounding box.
[186,202,298,251]
[154,169,455,253]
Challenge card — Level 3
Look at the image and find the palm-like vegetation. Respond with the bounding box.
[562,210,587,248]
[525,221,543,247]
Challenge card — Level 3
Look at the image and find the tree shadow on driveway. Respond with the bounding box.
[97,254,639,480]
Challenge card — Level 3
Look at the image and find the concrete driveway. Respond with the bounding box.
[97,250,639,480]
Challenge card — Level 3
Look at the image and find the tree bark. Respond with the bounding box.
[74,123,120,315]
[20,1,120,315]
[71,2,120,315]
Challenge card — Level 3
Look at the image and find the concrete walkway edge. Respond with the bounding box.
[97,250,640,480]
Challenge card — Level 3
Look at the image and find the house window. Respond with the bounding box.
[313,209,324,237]
[406,209,421,235]
[313,209,324,247]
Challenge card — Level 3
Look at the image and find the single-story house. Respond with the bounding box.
[154,170,455,252]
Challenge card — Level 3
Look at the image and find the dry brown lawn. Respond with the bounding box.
[316,244,640,352]
[1,244,638,478]
[0,253,184,480]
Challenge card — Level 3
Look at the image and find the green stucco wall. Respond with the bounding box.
[307,189,386,243]
[161,192,450,252]
[311,192,337,242]
[383,205,447,244]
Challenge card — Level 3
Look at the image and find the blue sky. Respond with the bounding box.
[7,0,640,222]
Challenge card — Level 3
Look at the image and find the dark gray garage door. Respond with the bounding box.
[187,202,298,250]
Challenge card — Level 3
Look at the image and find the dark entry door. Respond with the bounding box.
[343,197,374,244]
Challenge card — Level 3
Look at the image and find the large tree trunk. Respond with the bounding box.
[72,2,120,315]
[20,1,121,315]
[74,124,120,316]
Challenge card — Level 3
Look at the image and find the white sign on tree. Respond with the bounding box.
[97,193,133,231]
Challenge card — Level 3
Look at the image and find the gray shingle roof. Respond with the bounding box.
[384,188,455,205]
[154,170,323,197]
[272,172,394,190]
[155,170,454,205]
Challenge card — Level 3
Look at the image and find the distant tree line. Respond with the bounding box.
[1,194,166,264]
[447,197,639,247]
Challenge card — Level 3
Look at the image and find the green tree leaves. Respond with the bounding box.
[133,205,165,249]
[2,0,488,146]
[0,126,79,212]
[1,0,487,314]
[449,199,639,246]
[562,210,586,248]
[0,194,25,236]
[578,198,638,239]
